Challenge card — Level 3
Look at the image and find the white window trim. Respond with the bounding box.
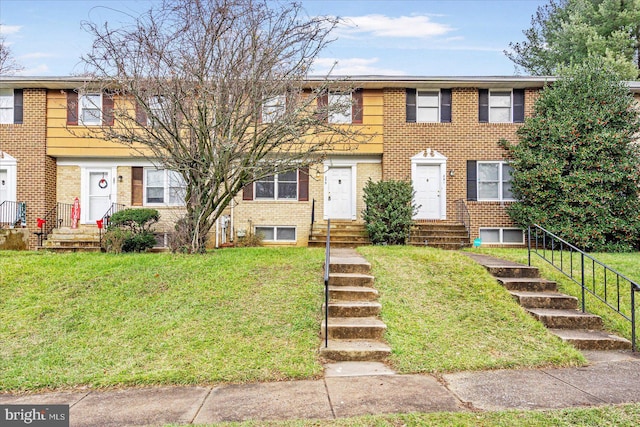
[416,89,441,123]
[479,227,524,245]
[328,92,352,124]
[143,168,186,206]
[0,151,17,202]
[79,93,103,126]
[254,170,298,201]
[255,225,297,242]
[0,89,14,125]
[488,89,513,123]
[477,161,514,202]
[262,95,286,123]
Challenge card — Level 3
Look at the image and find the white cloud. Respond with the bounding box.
[338,14,454,39]
[312,57,406,76]
[0,25,22,35]
[17,64,50,76]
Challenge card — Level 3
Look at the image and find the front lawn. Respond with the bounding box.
[0,246,583,392]
[473,248,640,344]
[358,246,583,373]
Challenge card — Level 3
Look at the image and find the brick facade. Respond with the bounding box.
[0,88,56,249]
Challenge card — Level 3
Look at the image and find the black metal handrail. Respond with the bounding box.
[39,202,75,240]
[99,203,126,246]
[0,201,26,228]
[324,218,331,348]
[456,199,470,240]
[528,224,640,351]
[311,198,316,227]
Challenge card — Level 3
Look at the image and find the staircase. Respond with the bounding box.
[319,248,391,361]
[309,221,370,248]
[408,223,470,250]
[466,253,631,350]
[39,227,102,253]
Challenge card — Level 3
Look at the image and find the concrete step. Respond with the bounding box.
[319,339,391,362]
[325,301,382,317]
[321,317,387,340]
[408,241,470,250]
[509,291,578,310]
[328,261,371,275]
[526,308,603,330]
[548,329,632,351]
[328,273,374,287]
[329,286,379,302]
[497,277,558,292]
[44,240,101,247]
[39,246,102,253]
[485,265,540,278]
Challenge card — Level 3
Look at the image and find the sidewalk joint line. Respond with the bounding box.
[323,378,337,419]
[190,386,214,424]
[540,370,608,404]
[69,390,92,408]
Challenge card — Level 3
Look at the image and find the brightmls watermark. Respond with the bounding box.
[1,405,69,426]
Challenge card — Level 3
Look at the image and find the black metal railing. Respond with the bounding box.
[0,201,26,228]
[99,203,126,245]
[39,202,75,240]
[311,198,316,227]
[324,218,331,348]
[456,199,471,240]
[528,224,640,351]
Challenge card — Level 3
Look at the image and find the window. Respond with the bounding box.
[79,93,102,126]
[255,170,298,200]
[477,162,514,201]
[262,95,286,123]
[478,89,524,123]
[406,88,451,123]
[144,168,186,205]
[255,226,296,242]
[479,228,524,244]
[0,89,22,124]
[328,93,351,124]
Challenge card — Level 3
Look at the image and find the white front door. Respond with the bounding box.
[325,167,353,219]
[88,170,113,222]
[0,169,7,203]
[414,164,442,219]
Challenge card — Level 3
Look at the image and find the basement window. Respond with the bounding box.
[255,226,296,242]
[479,228,524,244]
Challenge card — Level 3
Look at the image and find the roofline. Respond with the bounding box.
[1,74,638,92]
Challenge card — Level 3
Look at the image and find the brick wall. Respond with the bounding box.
[0,88,55,249]
[383,87,540,244]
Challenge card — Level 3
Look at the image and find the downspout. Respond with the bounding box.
[215,217,219,249]
[230,199,235,242]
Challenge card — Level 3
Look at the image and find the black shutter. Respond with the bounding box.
[298,167,309,201]
[440,88,452,123]
[406,88,416,123]
[66,90,78,126]
[478,89,488,123]
[352,89,363,124]
[513,89,525,123]
[13,89,23,124]
[467,160,477,201]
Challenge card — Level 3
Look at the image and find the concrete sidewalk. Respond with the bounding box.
[1,352,639,426]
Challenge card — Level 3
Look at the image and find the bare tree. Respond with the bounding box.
[0,34,23,75]
[81,0,363,253]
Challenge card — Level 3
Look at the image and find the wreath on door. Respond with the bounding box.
[98,178,108,189]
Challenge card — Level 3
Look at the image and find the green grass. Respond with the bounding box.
[0,246,584,392]
[0,248,325,392]
[471,248,640,345]
[358,246,583,373]
[167,403,640,426]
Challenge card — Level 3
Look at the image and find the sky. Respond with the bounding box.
[0,0,547,77]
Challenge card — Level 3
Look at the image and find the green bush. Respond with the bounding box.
[362,179,418,245]
[105,208,159,253]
